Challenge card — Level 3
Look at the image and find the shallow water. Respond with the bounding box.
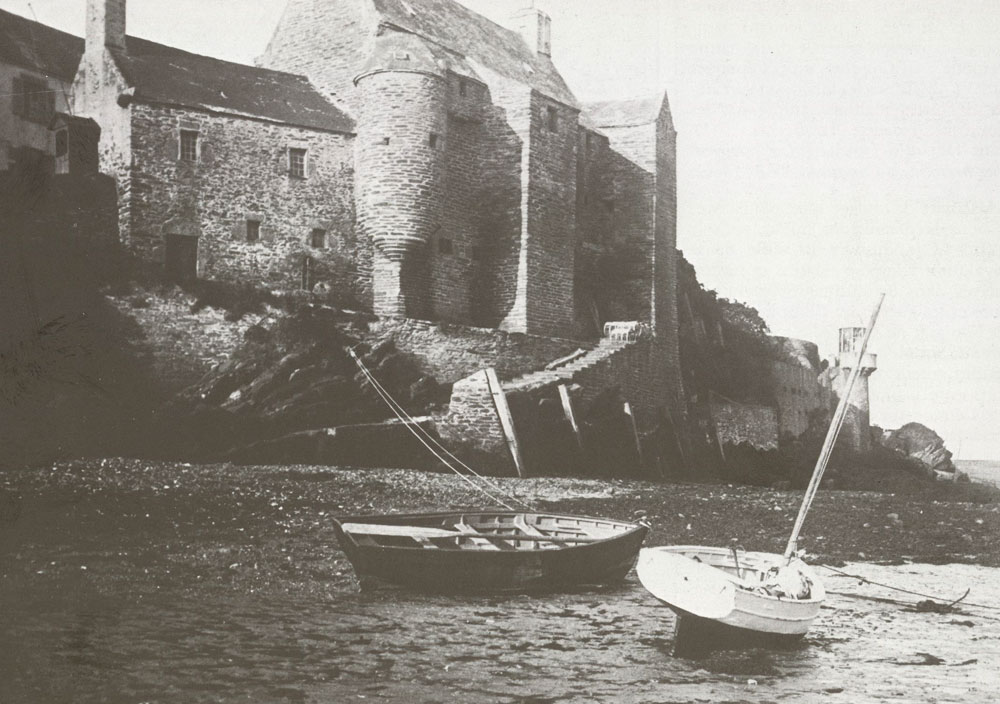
[2,461,998,702]
[3,551,998,703]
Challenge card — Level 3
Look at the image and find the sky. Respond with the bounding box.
[5,0,999,459]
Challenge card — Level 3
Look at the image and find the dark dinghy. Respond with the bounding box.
[333,510,648,593]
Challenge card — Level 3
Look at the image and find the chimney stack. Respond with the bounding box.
[86,0,126,53]
[510,4,552,57]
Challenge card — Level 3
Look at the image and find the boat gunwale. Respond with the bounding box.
[644,545,827,606]
[333,510,646,553]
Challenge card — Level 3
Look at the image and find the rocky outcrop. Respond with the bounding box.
[879,422,955,474]
[168,306,450,460]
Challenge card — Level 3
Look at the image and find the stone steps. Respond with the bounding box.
[504,338,633,392]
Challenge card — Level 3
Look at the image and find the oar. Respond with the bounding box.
[783,294,885,561]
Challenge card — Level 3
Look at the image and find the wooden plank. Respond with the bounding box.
[664,407,687,470]
[485,367,527,478]
[558,384,584,451]
[624,402,643,466]
[342,523,461,538]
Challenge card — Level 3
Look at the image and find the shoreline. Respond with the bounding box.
[3,459,999,573]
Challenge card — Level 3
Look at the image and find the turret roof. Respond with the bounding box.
[370,0,577,107]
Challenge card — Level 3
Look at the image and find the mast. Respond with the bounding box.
[783,294,885,561]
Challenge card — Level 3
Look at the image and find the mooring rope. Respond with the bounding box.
[347,347,536,511]
[820,563,1000,612]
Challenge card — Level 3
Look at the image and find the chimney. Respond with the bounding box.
[86,0,127,53]
[510,4,552,57]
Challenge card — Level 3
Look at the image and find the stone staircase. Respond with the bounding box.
[503,336,634,393]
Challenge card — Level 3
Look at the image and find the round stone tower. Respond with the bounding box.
[354,31,449,319]
[833,326,878,452]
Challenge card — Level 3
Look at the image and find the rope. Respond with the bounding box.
[347,347,536,511]
[821,563,1000,612]
[349,348,528,506]
[354,355,517,510]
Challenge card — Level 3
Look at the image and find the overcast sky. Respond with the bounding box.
[6,0,999,460]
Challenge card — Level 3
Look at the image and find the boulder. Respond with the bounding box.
[879,422,955,473]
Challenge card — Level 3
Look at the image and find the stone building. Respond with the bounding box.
[71,0,363,297]
[261,0,678,348]
[64,0,684,412]
[0,9,81,172]
[0,0,687,472]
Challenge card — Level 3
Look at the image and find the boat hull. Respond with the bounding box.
[671,609,807,658]
[333,511,647,593]
[637,546,824,656]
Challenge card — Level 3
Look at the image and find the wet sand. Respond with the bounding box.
[2,460,999,702]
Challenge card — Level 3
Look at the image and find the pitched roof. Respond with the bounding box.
[584,93,673,130]
[113,37,354,133]
[115,37,354,133]
[370,0,577,107]
[0,8,83,81]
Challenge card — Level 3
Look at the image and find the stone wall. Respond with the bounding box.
[372,318,582,383]
[521,91,578,337]
[111,290,271,390]
[710,396,779,451]
[771,358,825,438]
[437,369,515,475]
[356,70,446,318]
[127,103,366,306]
[476,73,530,330]
[260,0,377,115]
[571,337,668,429]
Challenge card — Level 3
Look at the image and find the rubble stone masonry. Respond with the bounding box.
[127,103,367,304]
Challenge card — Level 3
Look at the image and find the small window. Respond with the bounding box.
[546,106,558,133]
[585,132,592,150]
[459,79,467,97]
[55,129,69,158]
[246,220,261,243]
[382,137,391,146]
[289,147,307,178]
[179,130,199,161]
[438,237,453,255]
[428,133,439,148]
[310,228,326,248]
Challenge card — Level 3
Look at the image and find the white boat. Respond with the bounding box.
[637,545,825,656]
[638,295,884,657]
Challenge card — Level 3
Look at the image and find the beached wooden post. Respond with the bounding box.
[624,402,643,467]
[664,407,686,471]
[485,368,527,478]
[558,384,583,451]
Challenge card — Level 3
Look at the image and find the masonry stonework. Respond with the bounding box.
[52,0,692,470]
[128,104,363,299]
[710,398,780,451]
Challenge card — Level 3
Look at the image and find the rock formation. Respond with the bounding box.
[879,422,955,475]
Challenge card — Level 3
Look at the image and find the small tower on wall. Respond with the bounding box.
[354,30,449,319]
[832,326,878,452]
